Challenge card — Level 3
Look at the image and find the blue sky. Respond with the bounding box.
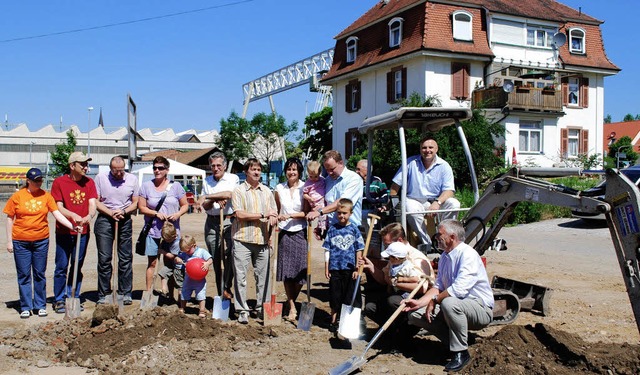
[0,0,635,141]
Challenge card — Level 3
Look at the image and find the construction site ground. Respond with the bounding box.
[0,212,638,374]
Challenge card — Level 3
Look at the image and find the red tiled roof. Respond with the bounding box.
[141,147,218,165]
[603,121,640,152]
[324,0,618,82]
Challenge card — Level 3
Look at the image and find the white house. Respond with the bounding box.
[321,0,619,168]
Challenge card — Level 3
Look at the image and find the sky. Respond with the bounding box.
[0,0,636,141]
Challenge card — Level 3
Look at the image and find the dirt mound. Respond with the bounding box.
[468,323,640,374]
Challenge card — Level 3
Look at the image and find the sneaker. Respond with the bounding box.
[20,310,31,319]
[238,311,249,324]
[37,309,47,317]
[96,296,106,305]
[123,295,132,305]
[54,302,65,314]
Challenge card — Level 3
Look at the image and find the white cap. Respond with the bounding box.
[380,242,409,259]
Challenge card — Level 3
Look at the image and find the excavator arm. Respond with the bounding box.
[462,167,640,334]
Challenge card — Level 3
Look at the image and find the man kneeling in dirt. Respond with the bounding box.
[403,219,493,372]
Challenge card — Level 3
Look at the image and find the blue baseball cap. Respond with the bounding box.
[26,168,43,181]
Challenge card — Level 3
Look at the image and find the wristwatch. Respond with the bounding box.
[318,208,323,215]
[432,294,438,304]
[435,199,442,205]
[261,213,264,219]
[391,277,398,287]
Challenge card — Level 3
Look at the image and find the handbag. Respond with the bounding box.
[135,183,173,256]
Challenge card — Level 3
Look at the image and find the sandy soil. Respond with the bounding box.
[0,212,638,374]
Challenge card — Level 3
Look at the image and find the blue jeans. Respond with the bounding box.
[13,238,49,311]
[94,214,133,298]
[54,233,90,303]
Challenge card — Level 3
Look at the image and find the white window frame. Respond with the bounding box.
[526,25,554,48]
[519,121,542,153]
[394,70,403,101]
[569,28,585,54]
[567,128,580,157]
[453,10,473,41]
[346,36,358,63]
[388,17,404,48]
[568,77,580,106]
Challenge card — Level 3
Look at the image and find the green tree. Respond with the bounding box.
[299,106,332,161]
[606,136,637,168]
[217,111,255,163]
[218,111,297,184]
[623,114,635,122]
[49,130,77,177]
[604,114,612,124]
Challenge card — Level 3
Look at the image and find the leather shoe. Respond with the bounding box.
[444,350,470,372]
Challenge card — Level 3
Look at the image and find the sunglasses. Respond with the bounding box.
[153,166,167,171]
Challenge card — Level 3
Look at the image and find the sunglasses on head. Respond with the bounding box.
[153,166,167,171]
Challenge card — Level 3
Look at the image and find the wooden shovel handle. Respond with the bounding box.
[356,213,380,275]
[306,224,313,277]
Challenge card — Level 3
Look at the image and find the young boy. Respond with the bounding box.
[322,198,365,332]
[158,222,181,303]
[380,241,422,298]
[175,235,213,318]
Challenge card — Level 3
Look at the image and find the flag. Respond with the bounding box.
[98,107,104,127]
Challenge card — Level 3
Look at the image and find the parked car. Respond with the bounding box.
[572,165,640,220]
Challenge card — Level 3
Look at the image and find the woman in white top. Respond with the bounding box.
[274,157,310,321]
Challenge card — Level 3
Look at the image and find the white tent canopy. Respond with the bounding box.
[132,160,206,188]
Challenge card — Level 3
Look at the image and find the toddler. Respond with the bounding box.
[303,160,327,240]
[158,221,181,303]
[381,242,421,298]
[175,235,213,318]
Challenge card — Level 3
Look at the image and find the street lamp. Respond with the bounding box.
[87,106,94,156]
[616,144,632,169]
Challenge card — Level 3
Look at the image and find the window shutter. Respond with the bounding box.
[452,63,462,98]
[580,129,589,154]
[462,63,469,98]
[345,83,352,113]
[345,131,353,157]
[560,128,569,157]
[387,71,393,103]
[401,67,407,99]
[580,78,589,108]
[355,81,361,110]
[561,77,568,106]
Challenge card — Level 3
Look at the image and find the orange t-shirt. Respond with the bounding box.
[3,188,59,241]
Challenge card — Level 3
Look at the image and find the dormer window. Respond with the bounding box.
[388,17,404,48]
[569,28,585,54]
[453,11,472,41]
[346,37,358,63]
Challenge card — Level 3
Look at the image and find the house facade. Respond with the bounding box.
[322,0,619,167]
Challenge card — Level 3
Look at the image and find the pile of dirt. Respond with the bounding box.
[467,323,640,374]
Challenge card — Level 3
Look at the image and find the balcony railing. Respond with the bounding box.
[472,86,562,112]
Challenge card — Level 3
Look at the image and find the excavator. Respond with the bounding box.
[358,107,640,333]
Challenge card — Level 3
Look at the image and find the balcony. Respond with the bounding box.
[472,86,563,113]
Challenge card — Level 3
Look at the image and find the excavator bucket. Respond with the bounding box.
[491,275,553,316]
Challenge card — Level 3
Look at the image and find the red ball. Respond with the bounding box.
[185,258,208,281]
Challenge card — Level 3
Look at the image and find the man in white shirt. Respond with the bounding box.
[390,137,460,248]
[197,151,239,299]
[404,219,493,373]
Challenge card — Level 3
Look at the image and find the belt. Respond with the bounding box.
[207,213,233,220]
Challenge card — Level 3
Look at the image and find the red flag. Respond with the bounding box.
[512,147,518,165]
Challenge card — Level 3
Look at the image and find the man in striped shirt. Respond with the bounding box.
[231,158,278,324]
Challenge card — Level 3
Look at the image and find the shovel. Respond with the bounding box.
[111,221,124,310]
[263,227,282,326]
[140,253,161,309]
[329,277,427,375]
[338,214,380,339]
[212,210,231,321]
[65,232,83,319]
[297,223,316,331]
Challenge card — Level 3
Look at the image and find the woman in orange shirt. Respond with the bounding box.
[3,168,77,319]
